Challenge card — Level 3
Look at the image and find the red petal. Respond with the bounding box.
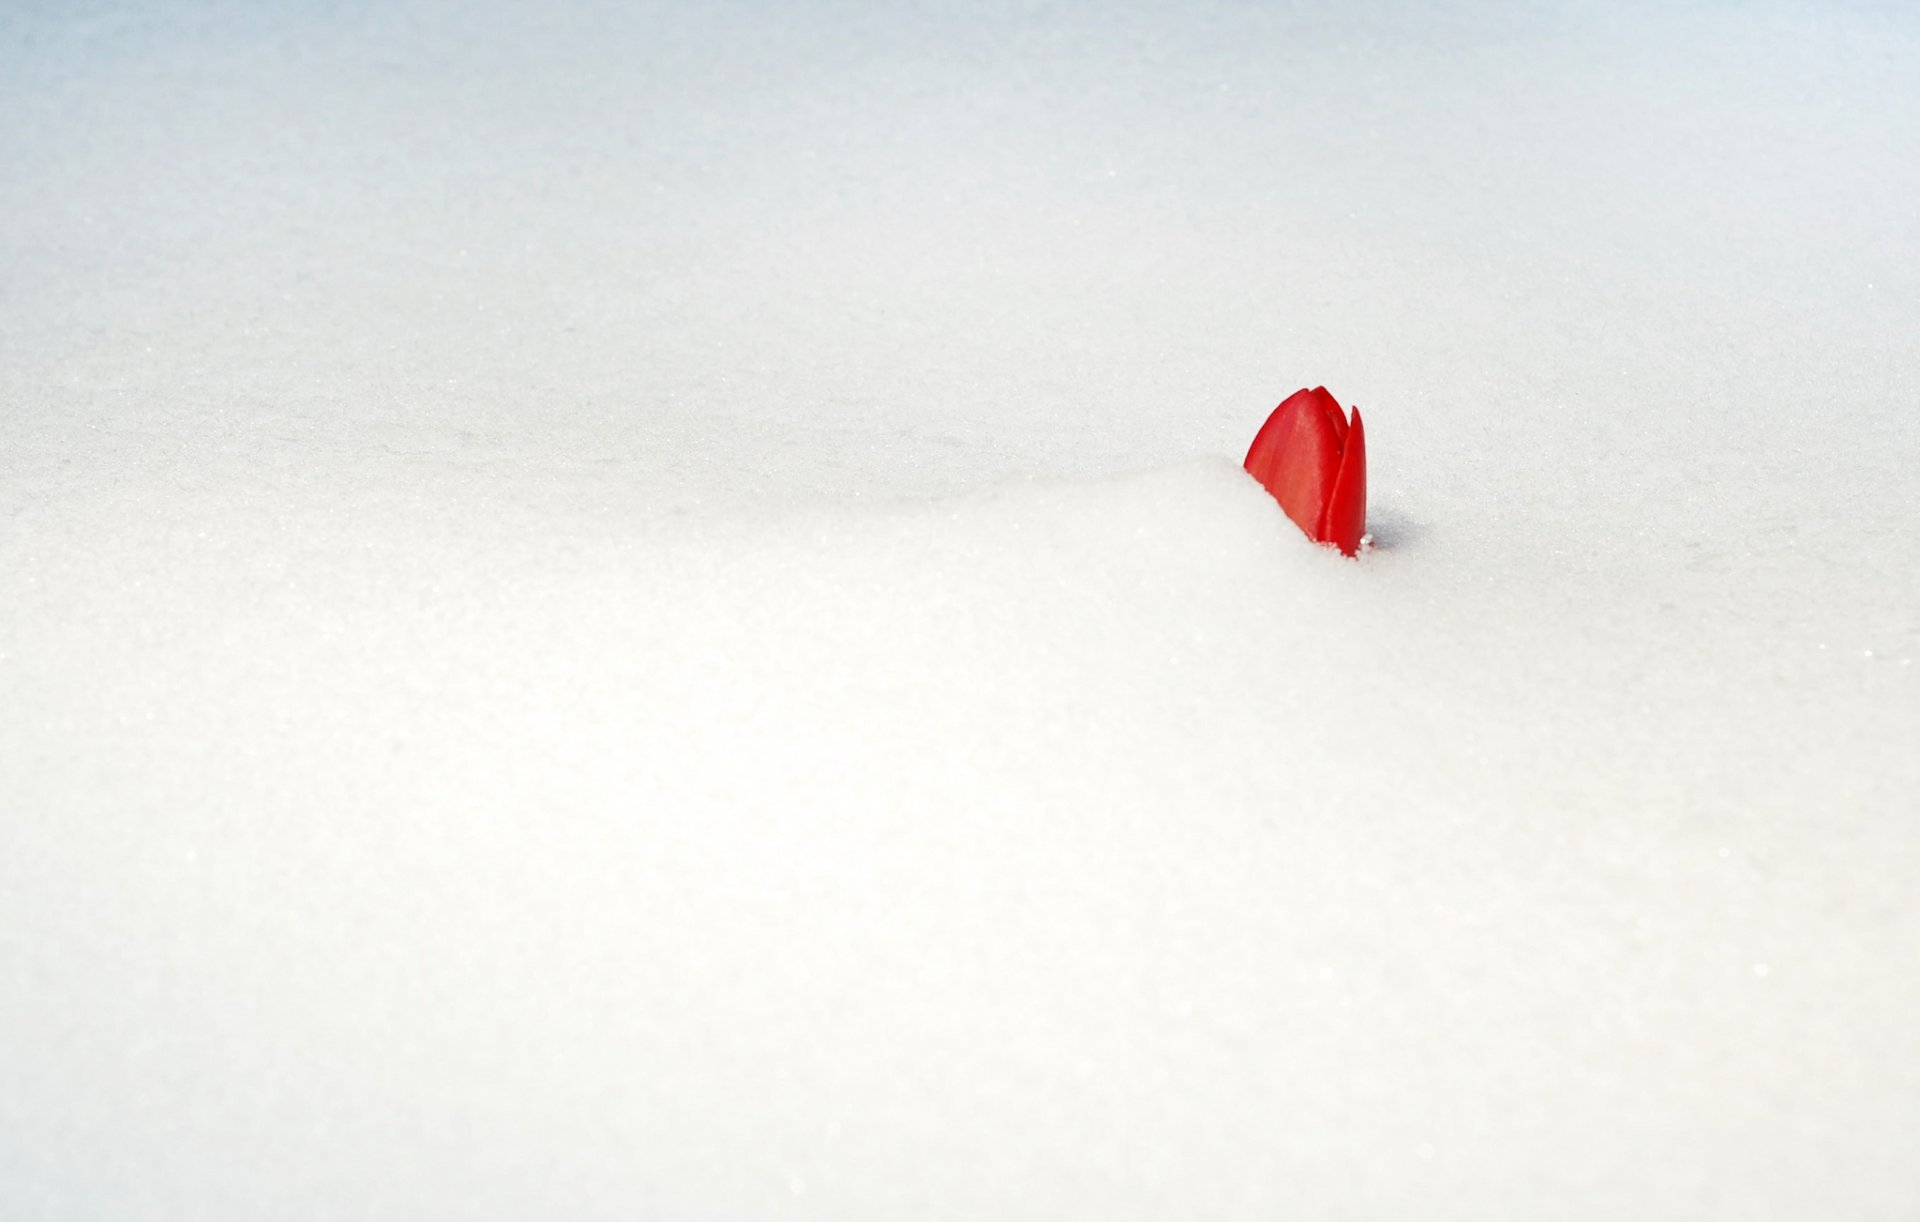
[1322,406,1366,556]
[1310,386,1348,446]
[1242,388,1311,479]
[1244,388,1344,544]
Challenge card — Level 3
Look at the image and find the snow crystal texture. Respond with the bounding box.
[3,1,1917,1218]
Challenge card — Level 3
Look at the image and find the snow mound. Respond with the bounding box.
[4,460,1914,1219]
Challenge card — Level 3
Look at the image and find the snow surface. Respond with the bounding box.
[4,1,1919,1217]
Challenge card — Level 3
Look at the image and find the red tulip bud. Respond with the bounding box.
[1243,386,1367,556]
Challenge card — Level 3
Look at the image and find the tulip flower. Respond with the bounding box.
[1243,386,1367,556]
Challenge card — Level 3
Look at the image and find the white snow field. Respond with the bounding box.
[4,1,1918,1217]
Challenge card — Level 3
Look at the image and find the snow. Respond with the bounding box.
[4,1,1918,1217]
